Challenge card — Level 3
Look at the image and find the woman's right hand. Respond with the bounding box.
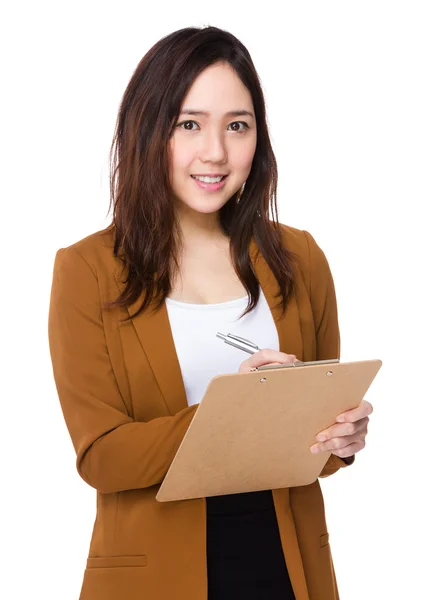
[238,349,297,373]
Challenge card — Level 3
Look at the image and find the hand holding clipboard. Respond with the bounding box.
[217,332,369,462]
[156,333,382,502]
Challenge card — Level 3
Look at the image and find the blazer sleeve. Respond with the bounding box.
[48,246,198,494]
[302,230,355,477]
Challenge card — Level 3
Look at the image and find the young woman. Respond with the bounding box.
[48,25,372,600]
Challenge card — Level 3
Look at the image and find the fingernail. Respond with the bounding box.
[317,434,326,442]
[336,415,345,422]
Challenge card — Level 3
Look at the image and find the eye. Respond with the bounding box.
[228,121,249,133]
[177,120,199,131]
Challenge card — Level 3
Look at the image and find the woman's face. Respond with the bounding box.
[169,62,257,222]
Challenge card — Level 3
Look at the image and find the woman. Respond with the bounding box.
[48,25,372,600]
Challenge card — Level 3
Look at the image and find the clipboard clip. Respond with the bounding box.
[251,358,340,372]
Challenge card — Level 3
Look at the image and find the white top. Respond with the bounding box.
[165,286,280,407]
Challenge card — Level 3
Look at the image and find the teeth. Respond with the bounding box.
[192,175,224,183]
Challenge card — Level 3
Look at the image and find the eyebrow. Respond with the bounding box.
[180,108,255,118]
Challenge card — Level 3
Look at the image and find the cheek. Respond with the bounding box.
[230,138,256,171]
[231,151,255,176]
[169,140,193,176]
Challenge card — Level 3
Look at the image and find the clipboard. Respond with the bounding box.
[156,359,382,502]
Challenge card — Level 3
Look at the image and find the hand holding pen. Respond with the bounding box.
[216,332,297,373]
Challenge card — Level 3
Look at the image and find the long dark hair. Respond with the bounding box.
[106,25,298,321]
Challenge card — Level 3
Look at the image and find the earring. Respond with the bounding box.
[236,181,246,203]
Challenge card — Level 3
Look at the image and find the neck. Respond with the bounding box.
[174,207,228,246]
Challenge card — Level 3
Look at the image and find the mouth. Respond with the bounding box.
[191,175,228,182]
[190,174,229,191]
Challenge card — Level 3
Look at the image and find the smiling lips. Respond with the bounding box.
[191,174,228,191]
[191,174,227,182]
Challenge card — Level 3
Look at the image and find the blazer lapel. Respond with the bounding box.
[113,235,303,416]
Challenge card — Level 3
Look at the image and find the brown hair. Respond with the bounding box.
[106,25,298,321]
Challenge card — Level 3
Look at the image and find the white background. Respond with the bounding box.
[2,1,441,598]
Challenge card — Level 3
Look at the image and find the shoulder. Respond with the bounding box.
[279,223,308,254]
[278,222,331,285]
[52,225,117,277]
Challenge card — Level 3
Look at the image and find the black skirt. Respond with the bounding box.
[206,490,296,600]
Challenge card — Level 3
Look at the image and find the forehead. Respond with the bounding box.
[180,63,253,113]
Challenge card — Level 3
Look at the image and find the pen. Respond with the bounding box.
[216,332,262,355]
[217,332,339,370]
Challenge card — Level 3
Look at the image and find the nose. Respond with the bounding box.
[199,128,227,164]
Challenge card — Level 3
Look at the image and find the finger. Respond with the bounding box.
[330,440,365,458]
[336,399,373,423]
[311,429,367,454]
[238,349,297,374]
[316,417,369,442]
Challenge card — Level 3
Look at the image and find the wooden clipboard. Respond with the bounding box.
[156,359,382,502]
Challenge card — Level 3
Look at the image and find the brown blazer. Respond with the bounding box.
[48,222,354,600]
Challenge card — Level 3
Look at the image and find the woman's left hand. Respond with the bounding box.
[310,400,373,459]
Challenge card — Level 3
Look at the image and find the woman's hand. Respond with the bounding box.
[238,349,297,373]
[310,399,373,459]
[238,352,373,461]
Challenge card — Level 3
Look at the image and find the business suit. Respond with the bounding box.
[48,222,354,600]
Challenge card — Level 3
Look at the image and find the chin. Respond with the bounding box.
[176,193,234,213]
[190,202,227,214]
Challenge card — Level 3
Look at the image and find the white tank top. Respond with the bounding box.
[165,286,280,407]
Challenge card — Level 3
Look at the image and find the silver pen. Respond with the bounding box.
[217,331,339,370]
[216,332,262,355]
